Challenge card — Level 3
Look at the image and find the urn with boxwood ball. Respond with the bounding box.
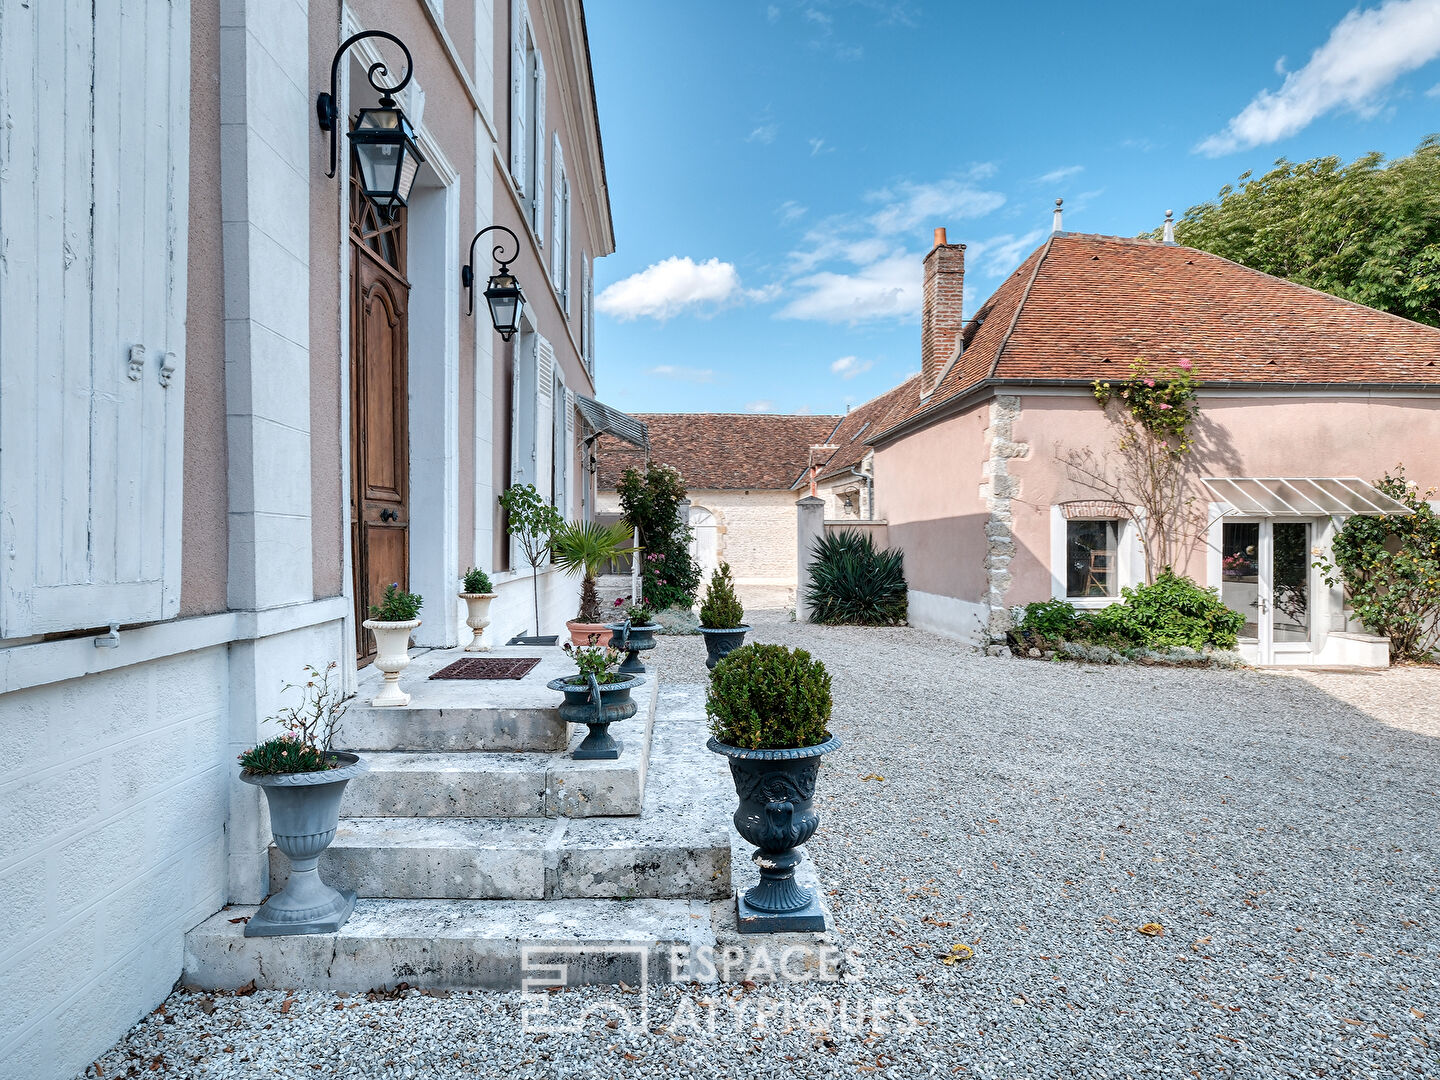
[240,752,366,936]
[699,562,749,670]
[706,643,839,932]
[547,672,643,759]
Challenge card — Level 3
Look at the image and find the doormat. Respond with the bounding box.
[429,657,542,681]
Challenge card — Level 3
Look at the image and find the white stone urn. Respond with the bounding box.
[460,592,498,652]
[363,618,421,706]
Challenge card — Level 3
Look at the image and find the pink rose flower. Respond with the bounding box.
[1178,359,1193,370]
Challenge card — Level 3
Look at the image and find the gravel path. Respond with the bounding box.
[82,614,1440,1079]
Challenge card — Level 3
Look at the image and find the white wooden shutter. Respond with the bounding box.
[534,337,555,502]
[586,260,596,377]
[562,388,575,517]
[531,50,546,243]
[510,332,537,488]
[563,180,573,314]
[509,0,527,192]
[580,253,591,366]
[551,372,568,516]
[551,136,564,287]
[0,0,190,638]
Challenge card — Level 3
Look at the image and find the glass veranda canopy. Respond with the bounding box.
[1202,477,1412,517]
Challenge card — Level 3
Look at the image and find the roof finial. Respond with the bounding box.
[1052,198,1063,234]
[1162,208,1175,244]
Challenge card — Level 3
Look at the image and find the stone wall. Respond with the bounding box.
[1,649,231,1078]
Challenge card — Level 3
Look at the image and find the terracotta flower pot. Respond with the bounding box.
[566,620,612,648]
[460,593,498,652]
[240,752,367,936]
[363,618,421,706]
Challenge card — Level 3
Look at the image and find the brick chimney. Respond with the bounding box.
[921,227,965,395]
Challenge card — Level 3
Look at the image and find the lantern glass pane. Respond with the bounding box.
[356,141,402,200]
[487,293,519,333]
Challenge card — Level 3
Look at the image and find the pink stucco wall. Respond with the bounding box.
[872,403,990,603]
[878,389,1440,612]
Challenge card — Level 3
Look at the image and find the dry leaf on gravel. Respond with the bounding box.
[1137,923,1165,937]
[939,943,973,965]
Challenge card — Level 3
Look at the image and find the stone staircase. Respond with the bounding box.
[182,648,756,990]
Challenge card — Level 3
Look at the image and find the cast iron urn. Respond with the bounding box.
[548,673,643,759]
[606,618,661,675]
[707,734,841,932]
[699,625,751,670]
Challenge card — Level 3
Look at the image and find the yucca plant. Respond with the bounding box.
[805,530,908,626]
[552,519,640,623]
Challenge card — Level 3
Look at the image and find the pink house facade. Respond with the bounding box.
[865,228,1440,666]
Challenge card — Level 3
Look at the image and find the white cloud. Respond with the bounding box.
[745,400,775,413]
[777,200,808,224]
[748,122,778,144]
[648,365,716,383]
[830,355,874,379]
[1036,165,1084,184]
[596,257,750,321]
[1198,0,1440,156]
[776,172,1007,324]
[778,251,920,324]
[965,228,1047,278]
[866,179,1007,237]
[1427,80,1440,95]
[809,137,831,156]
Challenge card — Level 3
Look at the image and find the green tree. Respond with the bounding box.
[498,483,563,637]
[1315,466,1440,662]
[616,464,701,611]
[1149,136,1440,326]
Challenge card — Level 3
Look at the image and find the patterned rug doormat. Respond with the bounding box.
[428,657,542,680]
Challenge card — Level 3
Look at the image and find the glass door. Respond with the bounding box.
[1219,519,1314,663]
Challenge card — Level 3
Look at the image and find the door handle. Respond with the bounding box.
[379,508,398,523]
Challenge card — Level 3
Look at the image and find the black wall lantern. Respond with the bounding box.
[463,225,526,341]
[317,30,425,210]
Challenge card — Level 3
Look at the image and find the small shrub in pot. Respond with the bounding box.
[698,562,749,669]
[706,644,841,932]
[547,642,643,760]
[238,663,366,936]
[459,567,497,652]
[362,583,424,706]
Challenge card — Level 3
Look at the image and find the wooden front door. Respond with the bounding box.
[350,179,411,664]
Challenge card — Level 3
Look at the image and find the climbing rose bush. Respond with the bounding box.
[1092,359,1199,452]
[1315,466,1440,661]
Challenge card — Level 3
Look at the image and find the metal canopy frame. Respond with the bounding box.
[576,395,649,451]
[1201,477,1411,517]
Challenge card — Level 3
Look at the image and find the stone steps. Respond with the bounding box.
[269,812,731,901]
[339,678,656,819]
[336,647,585,753]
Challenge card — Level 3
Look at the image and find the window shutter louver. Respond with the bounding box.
[563,180,573,314]
[534,336,555,503]
[580,253,591,367]
[0,0,189,638]
[586,260,596,377]
[551,372,568,517]
[551,136,564,287]
[531,50,546,243]
[562,388,575,517]
[509,0,527,192]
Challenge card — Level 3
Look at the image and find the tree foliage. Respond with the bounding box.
[616,463,701,611]
[1315,466,1440,661]
[1150,137,1440,326]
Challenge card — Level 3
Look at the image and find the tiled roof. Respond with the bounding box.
[808,377,924,486]
[879,232,1440,437]
[595,413,843,492]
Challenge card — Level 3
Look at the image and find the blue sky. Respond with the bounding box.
[585,0,1440,416]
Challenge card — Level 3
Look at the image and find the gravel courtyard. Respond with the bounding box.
[83,614,1439,1079]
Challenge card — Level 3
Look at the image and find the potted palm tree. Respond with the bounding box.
[699,562,749,669]
[362,583,423,706]
[551,519,639,647]
[547,641,643,759]
[238,662,366,936]
[459,566,498,652]
[707,643,840,933]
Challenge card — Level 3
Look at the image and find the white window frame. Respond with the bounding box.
[508,0,529,193]
[1049,506,1143,608]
